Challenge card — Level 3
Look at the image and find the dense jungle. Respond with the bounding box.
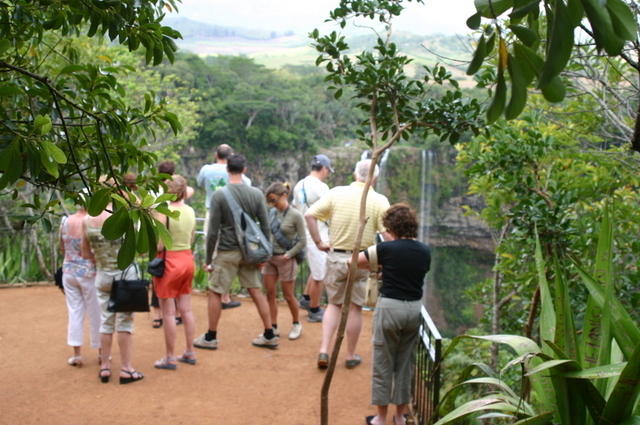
[1,0,639,423]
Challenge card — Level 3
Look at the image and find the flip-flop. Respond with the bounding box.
[152,319,163,328]
[154,357,177,370]
[119,369,144,384]
[346,354,362,369]
[177,352,197,365]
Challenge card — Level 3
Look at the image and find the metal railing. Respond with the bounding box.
[412,305,442,425]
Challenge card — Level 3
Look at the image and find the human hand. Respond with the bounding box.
[316,241,331,252]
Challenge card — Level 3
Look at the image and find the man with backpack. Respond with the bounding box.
[194,154,278,350]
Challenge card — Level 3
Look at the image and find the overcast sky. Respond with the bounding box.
[173,0,476,36]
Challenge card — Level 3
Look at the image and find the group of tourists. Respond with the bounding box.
[58,143,431,425]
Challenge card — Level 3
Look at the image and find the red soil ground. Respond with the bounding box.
[0,286,375,425]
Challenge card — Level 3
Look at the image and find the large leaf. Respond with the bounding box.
[539,0,573,89]
[117,223,136,269]
[561,362,627,379]
[101,206,131,240]
[506,53,528,119]
[581,0,624,55]
[552,255,578,362]
[600,345,640,424]
[513,412,554,425]
[572,260,640,360]
[87,189,111,216]
[475,0,513,18]
[433,397,504,425]
[534,232,555,344]
[606,0,637,42]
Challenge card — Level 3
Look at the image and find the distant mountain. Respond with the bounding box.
[165,17,472,79]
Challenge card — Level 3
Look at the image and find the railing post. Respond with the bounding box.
[412,305,442,425]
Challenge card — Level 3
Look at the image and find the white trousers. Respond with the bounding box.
[63,273,101,348]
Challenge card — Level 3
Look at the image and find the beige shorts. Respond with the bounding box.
[324,251,368,306]
[95,268,136,334]
[208,250,262,294]
[262,254,297,282]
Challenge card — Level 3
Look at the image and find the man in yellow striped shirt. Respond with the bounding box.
[305,159,390,369]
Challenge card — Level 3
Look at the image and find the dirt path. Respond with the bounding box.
[0,286,374,425]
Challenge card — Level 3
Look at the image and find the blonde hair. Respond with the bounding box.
[266,182,291,198]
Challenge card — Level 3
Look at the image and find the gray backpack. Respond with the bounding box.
[222,187,272,264]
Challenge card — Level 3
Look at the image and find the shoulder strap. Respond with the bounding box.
[221,186,245,248]
[301,180,310,208]
[269,208,294,250]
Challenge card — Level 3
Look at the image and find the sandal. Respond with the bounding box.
[177,352,197,365]
[152,319,163,328]
[154,357,177,370]
[99,368,111,383]
[175,317,183,325]
[67,355,83,367]
[119,369,144,384]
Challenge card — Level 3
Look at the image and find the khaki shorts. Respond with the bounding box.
[208,249,262,294]
[262,254,297,282]
[95,268,136,334]
[324,251,368,306]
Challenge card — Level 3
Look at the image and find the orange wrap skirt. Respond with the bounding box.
[152,249,194,299]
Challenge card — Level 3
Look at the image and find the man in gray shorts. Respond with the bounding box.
[194,154,278,349]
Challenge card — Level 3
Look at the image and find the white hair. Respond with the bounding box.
[353,159,379,182]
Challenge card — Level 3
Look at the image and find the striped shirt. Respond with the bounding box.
[307,182,389,251]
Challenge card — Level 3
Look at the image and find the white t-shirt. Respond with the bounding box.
[292,175,330,242]
[197,163,251,209]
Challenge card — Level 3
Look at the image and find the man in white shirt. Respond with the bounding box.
[197,144,250,309]
[292,154,333,322]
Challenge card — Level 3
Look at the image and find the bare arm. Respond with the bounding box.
[305,213,330,252]
[356,251,370,270]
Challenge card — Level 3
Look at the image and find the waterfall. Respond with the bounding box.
[419,149,434,243]
[375,149,391,195]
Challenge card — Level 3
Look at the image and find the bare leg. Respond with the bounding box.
[221,293,232,304]
[319,303,341,354]
[394,405,409,425]
[263,274,279,325]
[308,277,324,309]
[345,303,363,359]
[159,297,177,358]
[281,280,299,323]
[247,287,272,329]
[207,291,223,331]
[176,294,196,353]
[117,331,134,373]
[99,333,112,377]
[72,346,81,357]
[371,405,388,425]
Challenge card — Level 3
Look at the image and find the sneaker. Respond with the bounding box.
[193,333,218,350]
[252,334,279,349]
[288,323,302,340]
[298,295,311,311]
[273,327,280,337]
[307,308,325,323]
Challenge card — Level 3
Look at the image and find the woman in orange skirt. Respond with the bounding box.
[153,175,197,370]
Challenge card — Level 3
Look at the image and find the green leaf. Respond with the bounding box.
[541,76,565,103]
[581,0,624,55]
[474,0,513,19]
[466,12,482,30]
[510,25,538,46]
[607,0,637,41]
[136,213,149,254]
[34,115,52,135]
[116,224,136,269]
[433,397,504,425]
[102,206,131,240]
[154,217,173,250]
[506,54,528,119]
[88,189,111,216]
[0,39,10,55]
[560,362,627,379]
[551,255,578,362]
[538,0,573,89]
[510,0,539,20]
[466,35,487,76]
[526,359,575,376]
[141,213,157,258]
[487,69,506,123]
[512,412,554,425]
[41,141,67,164]
[0,82,22,97]
[38,147,59,178]
[534,232,556,344]
[567,0,584,26]
[601,345,640,424]
[572,259,640,360]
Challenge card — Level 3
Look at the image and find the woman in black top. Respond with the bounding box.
[357,203,431,425]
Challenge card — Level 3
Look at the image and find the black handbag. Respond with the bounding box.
[147,215,168,277]
[107,265,150,313]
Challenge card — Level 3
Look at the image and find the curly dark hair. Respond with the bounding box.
[383,203,418,238]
